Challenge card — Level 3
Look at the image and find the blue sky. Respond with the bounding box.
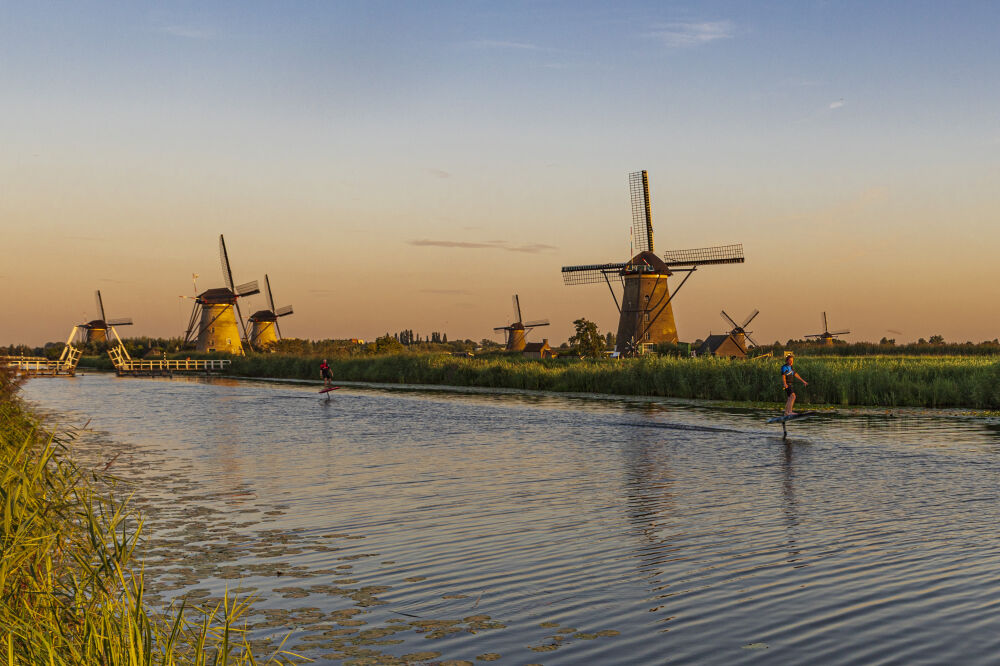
[2,2,999,344]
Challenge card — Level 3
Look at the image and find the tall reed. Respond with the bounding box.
[0,366,299,664]
[230,353,1000,409]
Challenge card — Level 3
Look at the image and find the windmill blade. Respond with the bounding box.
[493,325,513,332]
[744,332,759,348]
[803,333,823,338]
[274,318,283,340]
[663,244,744,266]
[513,294,522,324]
[183,302,201,344]
[740,309,760,328]
[265,274,276,313]
[720,310,740,330]
[522,319,550,327]
[106,318,133,326]
[219,235,236,291]
[629,170,654,253]
[561,262,628,285]
[236,280,260,296]
[822,312,829,333]
[830,329,851,336]
[95,290,106,322]
[275,305,293,317]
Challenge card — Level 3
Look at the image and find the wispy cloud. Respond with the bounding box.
[410,239,557,254]
[829,98,846,109]
[421,288,472,295]
[648,21,735,48]
[162,25,216,40]
[426,168,451,179]
[467,39,545,51]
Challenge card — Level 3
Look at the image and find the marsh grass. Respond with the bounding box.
[231,353,1000,409]
[0,367,301,665]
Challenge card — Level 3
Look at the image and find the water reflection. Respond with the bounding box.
[20,374,1000,665]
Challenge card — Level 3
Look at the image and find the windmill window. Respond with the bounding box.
[226,338,232,346]
[644,313,650,322]
[645,332,651,341]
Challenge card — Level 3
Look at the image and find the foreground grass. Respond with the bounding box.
[229,353,1000,409]
[0,368,299,664]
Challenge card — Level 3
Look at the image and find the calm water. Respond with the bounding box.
[22,373,1000,665]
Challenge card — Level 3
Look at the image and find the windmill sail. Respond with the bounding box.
[663,244,745,267]
[95,290,107,322]
[629,170,654,253]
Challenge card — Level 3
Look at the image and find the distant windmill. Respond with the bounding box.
[805,312,850,346]
[493,294,549,351]
[248,275,293,349]
[721,309,760,349]
[81,290,133,343]
[183,235,260,354]
[561,170,745,356]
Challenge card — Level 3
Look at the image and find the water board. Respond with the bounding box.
[766,410,817,424]
[319,386,340,394]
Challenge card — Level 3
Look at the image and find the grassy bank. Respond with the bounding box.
[228,353,1000,409]
[0,368,296,664]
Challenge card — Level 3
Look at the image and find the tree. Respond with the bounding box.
[375,334,403,354]
[928,334,945,344]
[570,318,606,358]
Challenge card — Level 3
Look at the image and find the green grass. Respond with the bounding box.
[0,367,300,665]
[228,353,1000,409]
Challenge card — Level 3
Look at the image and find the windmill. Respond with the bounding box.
[805,312,850,346]
[561,170,745,356]
[248,275,293,349]
[493,294,549,351]
[183,235,260,354]
[80,290,133,343]
[721,309,760,350]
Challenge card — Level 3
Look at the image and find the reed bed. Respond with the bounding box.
[0,368,297,665]
[231,353,1000,409]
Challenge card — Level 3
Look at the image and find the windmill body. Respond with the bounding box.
[184,236,260,355]
[82,290,133,343]
[561,171,744,356]
[493,295,549,352]
[248,275,293,349]
[193,288,247,353]
[805,312,850,346]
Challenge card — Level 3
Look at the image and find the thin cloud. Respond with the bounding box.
[426,168,451,179]
[162,25,216,40]
[648,21,735,48]
[467,39,545,51]
[829,99,846,109]
[410,239,556,254]
[421,288,472,296]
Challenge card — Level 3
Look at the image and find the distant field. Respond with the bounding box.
[217,353,1000,410]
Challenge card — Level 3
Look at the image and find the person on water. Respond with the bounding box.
[781,354,808,415]
[320,359,334,388]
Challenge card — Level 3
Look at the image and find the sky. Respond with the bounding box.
[2,1,998,346]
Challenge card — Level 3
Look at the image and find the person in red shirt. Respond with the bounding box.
[320,359,334,388]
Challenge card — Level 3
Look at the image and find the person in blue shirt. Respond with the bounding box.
[781,354,808,415]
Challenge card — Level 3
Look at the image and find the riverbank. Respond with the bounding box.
[224,353,1000,409]
[0,369,287,663]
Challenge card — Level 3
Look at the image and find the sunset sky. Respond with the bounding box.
[2,1,998,346]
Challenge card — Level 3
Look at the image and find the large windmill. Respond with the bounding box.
[561,170,745,356]
[248,275,293,349]
[183,235,260,354]
[493,294,549,351]
[805,312,850,346]
[80,290,133,343]
[721,309,760,350]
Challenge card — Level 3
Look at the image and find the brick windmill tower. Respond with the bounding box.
[183,235,260,354]
[561,170,745,356]
[493,294,549,351]
[80,290,133,343]
[248,275,293,349]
